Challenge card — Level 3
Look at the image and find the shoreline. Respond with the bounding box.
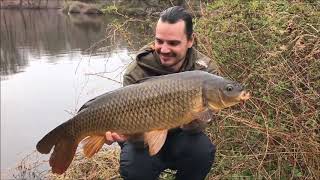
[0,0,63,9]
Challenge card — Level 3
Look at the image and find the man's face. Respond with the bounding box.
[155,19,193,71]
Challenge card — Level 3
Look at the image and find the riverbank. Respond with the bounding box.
[0,0,202,16]
[101,0,203,17]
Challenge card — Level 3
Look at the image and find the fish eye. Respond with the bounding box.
[225,85,234,92]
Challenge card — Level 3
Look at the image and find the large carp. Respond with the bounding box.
[36,70,250,174]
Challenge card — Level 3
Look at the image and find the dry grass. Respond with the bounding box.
[47,147,121,180]
[11,146,177,179]
[11,147,121,179]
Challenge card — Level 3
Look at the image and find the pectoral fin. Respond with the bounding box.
[144,130,168,156]
[180,109,213,130]
[82,135,105,158]
[197,109,214,123]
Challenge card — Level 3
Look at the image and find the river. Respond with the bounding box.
[0,9,147,178]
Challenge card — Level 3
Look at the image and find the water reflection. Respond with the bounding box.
[0,9,133,177]
[0,9,155,177]
[0,9,116,78]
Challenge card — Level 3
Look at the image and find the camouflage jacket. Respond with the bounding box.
[123,44,219,86]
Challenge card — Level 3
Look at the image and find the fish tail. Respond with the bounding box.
[49,136,78,174]
[36,126,63,154]
[36,125,78,174]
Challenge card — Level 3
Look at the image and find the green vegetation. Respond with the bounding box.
[196,0,319,179]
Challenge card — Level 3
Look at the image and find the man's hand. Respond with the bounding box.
[105,131,127,145]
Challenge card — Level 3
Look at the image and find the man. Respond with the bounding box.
[105,6,218,180]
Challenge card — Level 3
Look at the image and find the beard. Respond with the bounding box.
[157,53,186,72]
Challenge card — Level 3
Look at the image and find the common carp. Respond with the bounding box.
[36,70,250,174]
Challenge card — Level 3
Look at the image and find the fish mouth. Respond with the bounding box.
[239,91,250,104]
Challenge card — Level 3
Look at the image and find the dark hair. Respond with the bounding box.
[160,6,193,40]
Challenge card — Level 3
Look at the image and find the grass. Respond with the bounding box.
[196,0,320,179]
[47,147,121,180]
[10,147,121,179]
[11,0,319,179]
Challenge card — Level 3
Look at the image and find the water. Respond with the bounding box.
[0,9,136,177]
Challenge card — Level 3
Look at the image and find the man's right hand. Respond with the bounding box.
[105,131,127,145]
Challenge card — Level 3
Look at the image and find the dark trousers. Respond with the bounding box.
[119,129,216,180]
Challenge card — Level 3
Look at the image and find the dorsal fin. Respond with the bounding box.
[78,91,113,113]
